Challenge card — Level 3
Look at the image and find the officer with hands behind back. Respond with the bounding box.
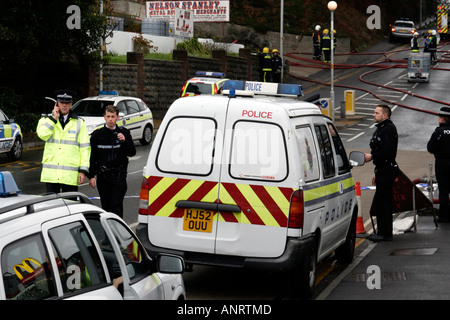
[364,105,399,242]
[427,107,450,223]
[88,105,136,218]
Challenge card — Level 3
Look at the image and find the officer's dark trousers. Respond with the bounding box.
[372,165,398,237]
[436,158,450,221]
[97,172,127,219]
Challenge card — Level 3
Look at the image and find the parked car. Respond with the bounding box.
[0,171,185,300]
[180,71,228,97]
[0,108,22,161]
[71,92,154,145]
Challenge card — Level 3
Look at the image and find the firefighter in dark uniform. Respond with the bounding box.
[271,49,282,83]
[427,107,450,222]
[364,105,399,242]
[321,29,331,63]
[261,47,272,82]
[88,105,136,218]
[312,25,321,60]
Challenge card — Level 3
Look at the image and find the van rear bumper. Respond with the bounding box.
[136,223,315,272]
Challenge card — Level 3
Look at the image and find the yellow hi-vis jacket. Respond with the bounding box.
[37,113,91,186]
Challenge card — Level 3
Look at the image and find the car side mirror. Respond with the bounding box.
[349,151,365,167]
[156,254,185,273]
[118,112,125,119]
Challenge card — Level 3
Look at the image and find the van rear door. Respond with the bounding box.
[145,100,226,254]
[215,99,293,258]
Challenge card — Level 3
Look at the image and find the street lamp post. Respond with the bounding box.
[328,1,337,122]
[280,0,284,82]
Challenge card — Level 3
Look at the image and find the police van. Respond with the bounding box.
[137,81,363,298]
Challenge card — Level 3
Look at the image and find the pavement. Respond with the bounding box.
[317,148,450,300]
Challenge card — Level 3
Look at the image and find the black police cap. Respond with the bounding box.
[438,107,450,117]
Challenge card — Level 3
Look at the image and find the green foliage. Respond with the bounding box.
[0,88,21,117]
[14,113,41,133]
[176,38,209,55]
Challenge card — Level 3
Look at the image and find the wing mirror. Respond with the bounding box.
[349,151,365,167]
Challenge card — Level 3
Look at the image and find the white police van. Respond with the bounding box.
[0,171,185,300]
[137,81,363,298]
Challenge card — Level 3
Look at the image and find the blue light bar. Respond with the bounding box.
[223,80,245,91]
[99,90,119,96]
[223,81,303,97]
[0,171,21,196]
[195,71,226,78]
[277,83,304,96]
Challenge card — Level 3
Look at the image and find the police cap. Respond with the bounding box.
[438,107,450,117]
[55,90,74,103]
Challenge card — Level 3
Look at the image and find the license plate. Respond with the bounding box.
[183,208,214,233]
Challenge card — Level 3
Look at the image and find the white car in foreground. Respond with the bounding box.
[0,171,185,300]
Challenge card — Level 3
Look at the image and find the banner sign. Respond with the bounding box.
[146,1,230,22]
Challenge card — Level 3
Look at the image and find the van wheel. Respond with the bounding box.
[335,210,357,264]
[291,239,317,299]
[140,125,153,145]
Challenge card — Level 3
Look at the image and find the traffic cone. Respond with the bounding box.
[355,181,366,234]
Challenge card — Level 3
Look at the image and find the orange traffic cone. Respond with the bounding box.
[355,181,366,234]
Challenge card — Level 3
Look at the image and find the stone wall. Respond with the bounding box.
[89,49,265,119]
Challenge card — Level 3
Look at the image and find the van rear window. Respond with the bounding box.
[229,121,288,181]
[156,117,217,176]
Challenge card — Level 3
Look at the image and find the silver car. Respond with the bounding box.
[390,19,416,41]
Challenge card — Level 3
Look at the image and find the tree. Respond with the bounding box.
[0,0,112,109]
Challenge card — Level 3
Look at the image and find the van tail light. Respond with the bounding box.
[139,177,150,215]
[214,84,218,94]
[391,27,396,33]
[288,189,304,228]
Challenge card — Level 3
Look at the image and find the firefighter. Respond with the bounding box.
[333,29,337,51]
[37,91,91,194]
[271,49,282,83]
[312,25,321,60]
[428,30,438,64]
[88,105,136,218]
[261,47,272,82]
[321,29,331,63]
[411,32,420,53]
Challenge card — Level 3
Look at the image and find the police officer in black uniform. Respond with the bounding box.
[88,105,136,218]
[427,107,450,222]
[365,105,399,242]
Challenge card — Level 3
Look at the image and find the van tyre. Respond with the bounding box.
[291,239,317,299]
[140,125,153,145]
[335,209,357,264]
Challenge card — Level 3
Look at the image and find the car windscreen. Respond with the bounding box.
[394,22,413,27]
[71,100,111,116]
[185,83,213,95]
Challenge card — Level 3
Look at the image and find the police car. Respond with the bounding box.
[137,80,364,298]
[71,92,154,145]
[0,171,185,300]
[180,71,228,97]
[0,108,23,161]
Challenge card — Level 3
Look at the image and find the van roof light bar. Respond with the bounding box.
[223,81,303,97]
